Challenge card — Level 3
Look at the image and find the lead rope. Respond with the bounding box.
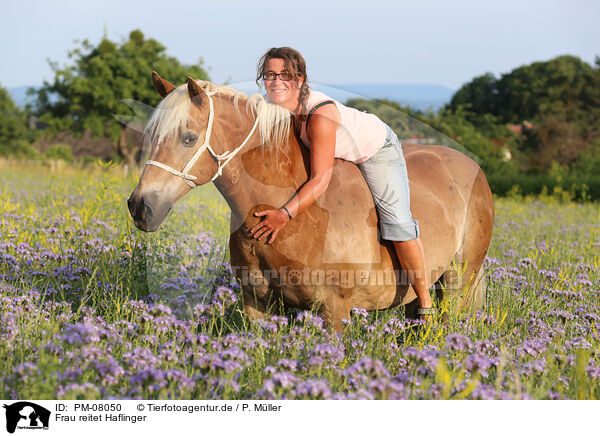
[145,89,259,187]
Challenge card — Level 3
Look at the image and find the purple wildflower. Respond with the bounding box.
[445,334,473,353]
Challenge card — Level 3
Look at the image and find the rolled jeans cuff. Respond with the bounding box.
[380,219,420,241]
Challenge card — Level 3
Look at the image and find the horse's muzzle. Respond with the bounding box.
[127,191,169,232]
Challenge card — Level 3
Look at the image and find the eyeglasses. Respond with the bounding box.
[262,71,294,81]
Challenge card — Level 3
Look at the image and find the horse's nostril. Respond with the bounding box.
[127,195,141,218]
[144,204,153,221]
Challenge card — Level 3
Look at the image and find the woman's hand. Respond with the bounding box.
[250,208,290,244]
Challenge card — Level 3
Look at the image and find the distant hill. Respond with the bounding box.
[9,83,455,112]
[229,82,454,112]
[329,83,455,112]
[7,86,37,108]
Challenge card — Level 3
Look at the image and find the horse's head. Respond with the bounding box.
[128,72,294,232]
[127,72,230,232]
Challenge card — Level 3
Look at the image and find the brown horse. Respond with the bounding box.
[128,72,495,331]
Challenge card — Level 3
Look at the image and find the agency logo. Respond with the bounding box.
[3,402,50,434]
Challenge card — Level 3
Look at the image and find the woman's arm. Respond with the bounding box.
[250,103,340,243]
[284,103,339,216]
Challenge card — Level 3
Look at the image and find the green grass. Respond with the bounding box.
[0,160,599,399]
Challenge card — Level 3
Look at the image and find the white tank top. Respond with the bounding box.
[300,90,387,163]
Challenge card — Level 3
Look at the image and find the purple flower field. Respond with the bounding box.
[0,164,599,399]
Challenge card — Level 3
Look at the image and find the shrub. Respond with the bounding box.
[488,173,600,201]
[44,144,74,163]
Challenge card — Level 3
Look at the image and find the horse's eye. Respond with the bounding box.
[182,132,198,146]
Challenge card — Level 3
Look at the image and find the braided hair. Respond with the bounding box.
[256,47,310,125]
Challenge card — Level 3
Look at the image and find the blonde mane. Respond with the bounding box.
[144,80,292,149]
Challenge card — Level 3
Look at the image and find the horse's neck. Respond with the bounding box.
[213,122,308,229]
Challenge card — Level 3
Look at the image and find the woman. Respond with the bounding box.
[249,47,433,318]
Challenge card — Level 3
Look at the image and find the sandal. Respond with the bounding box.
[416,307,435,322]
[399,307,435,340]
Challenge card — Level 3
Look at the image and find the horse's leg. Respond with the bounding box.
[241,287,267,321]
[438,260,484,313]
[239,268,283,321]
[403,298,419,319]
[436,257,488,314]
[315,289,352,333]
[231,231,282,322]
[436,259,464,315]
[230,229,261,321]
[457,168,493,312]
[463,266,487,311]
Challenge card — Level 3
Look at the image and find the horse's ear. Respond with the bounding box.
[152,71,176,98]
[187,76,204,107]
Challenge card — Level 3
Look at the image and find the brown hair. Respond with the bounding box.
[256,47,310,122]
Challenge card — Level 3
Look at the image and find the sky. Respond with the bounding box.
[1,0,599,90]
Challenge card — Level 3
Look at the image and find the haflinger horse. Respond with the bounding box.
[128,72,495,331]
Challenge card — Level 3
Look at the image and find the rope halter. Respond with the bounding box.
[145,89,259,187]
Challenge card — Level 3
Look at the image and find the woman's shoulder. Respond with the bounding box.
[307,89,337,107]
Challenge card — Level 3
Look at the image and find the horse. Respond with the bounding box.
[128,72,495,331]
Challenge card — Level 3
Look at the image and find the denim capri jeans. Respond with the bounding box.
[357,124,420,241]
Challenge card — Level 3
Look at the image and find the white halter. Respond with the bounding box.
[145,90,259,187]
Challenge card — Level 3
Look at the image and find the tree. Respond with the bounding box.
[346,97,514,175]
[448,55,600,125]
[345,98,422,138]
[427,106,516,175]
[30,29,209,166]
[0,83,36,157]
[447,73,499,120]
[447,55,600,173]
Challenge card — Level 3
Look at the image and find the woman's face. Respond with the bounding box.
[263,58,304,112]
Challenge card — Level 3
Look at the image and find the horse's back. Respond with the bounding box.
[320,143,487,265]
